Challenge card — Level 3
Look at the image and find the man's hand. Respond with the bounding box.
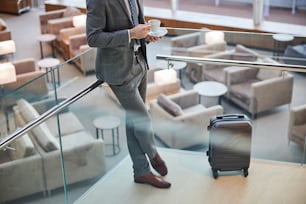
[146,35,162,43]
[130,24,151,39]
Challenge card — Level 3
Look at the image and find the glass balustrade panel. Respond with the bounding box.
[1,28,305,204]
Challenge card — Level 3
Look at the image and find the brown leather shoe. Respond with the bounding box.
[150,153,168,176]
[134,172,171,189]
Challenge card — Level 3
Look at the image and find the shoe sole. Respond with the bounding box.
[134,180,171,189]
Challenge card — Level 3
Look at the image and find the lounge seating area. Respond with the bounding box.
[0,98,106,203]
[38,7,95,75]
[170,34,295,117]
[0,5,305,203]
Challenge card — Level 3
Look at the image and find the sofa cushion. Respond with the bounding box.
[17,99,40,121]
[31,123,59,152]
[230,79,259,106]
[0,18,7,31]
[157,94,183,116]
[46,112,85,137]
[63,7,82,17]
[16,99,59,152]
[257,69,281,81]
[233,44,258,61]
[9,133,35,160]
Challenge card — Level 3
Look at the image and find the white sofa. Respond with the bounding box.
[10,98,106,196]
[0,131,45,203]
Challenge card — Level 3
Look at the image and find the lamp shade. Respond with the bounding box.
[0,40,16,55]
[205,31,225,44]
[73,14,87,27]
[0,63,16,85]
[154,69,177,85]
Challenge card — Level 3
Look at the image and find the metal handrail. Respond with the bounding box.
[156,54,306,73]
[0,80,104,150]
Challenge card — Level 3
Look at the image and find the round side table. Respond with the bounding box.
[37,58,61,86]
[272,34,294,60]
[193,81,227,107]
[93,115,121,156]
[37,34,56,59]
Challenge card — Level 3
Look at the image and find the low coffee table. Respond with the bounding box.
[93,115,121,156]
[193,81,227,107]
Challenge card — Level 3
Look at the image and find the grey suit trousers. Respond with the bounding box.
[109,51,157,176]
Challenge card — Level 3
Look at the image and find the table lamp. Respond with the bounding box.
[205,31,225,44]
[154,69,177,85]
[73,14,87,27]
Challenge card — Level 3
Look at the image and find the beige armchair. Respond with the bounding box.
[149,90,223,149]
[3,58,49,107]
[170,30,207,56]
[59,26,86,60]
[288,104,306,147]
[225,59,294,117]
[39,7,82,54]
[68,34,97,75]
[78,45,97,75]
[0,18,11,42]
[200,44,259,83]
[170,30,227,83]
[39,7,82,34]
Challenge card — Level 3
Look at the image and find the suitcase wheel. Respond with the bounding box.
[212,169,218,179]
[243,168,249,177]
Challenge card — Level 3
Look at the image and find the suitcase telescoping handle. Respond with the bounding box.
[208,114,249,131]
[216,114,245,120]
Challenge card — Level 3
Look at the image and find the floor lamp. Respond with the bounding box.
[0,62,16,135]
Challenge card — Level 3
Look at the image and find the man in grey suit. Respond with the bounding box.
[86,0,171,188]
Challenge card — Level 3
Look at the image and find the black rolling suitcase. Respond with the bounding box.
[206,114,252,179]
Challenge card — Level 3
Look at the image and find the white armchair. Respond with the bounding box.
[226,58,294,117]
[170,31,207,56]
[288,104,306,147]
[149,90,223,149]
[59,26,86,60]
[170,30,227,83]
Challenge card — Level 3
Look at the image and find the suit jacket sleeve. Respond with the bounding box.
[86,0,131,48]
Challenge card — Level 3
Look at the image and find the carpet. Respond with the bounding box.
[75,148,306,204]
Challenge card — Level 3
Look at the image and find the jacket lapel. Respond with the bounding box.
[118,0,133,23]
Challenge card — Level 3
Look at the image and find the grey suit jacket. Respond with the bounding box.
[86,0,148,85]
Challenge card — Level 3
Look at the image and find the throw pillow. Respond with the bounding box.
[257,69,281,80]
[17,99,40,122]
[157,94,183,116]
[234,44,258,61]
[16,99,59,152]
[31,123,59,152]
[9,132,35,160]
